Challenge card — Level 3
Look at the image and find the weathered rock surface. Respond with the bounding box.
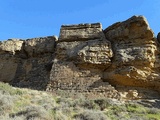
[49,23,120,98]
[0,36,57,90]
[24,36,56,57]
[0,57,18,82]
[59,23,105,42]
[56,39,113,69]
[103,16,160,89]
[0,39,24,54]
[0,15,160,99]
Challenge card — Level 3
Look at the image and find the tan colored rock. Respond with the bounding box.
[78,40,113,68]
[24,36,57,57]
[0,39,24,54]
[50,23,114,92]
[56,39,113,69]
[0,15,160,98]
[103,15,159,89]
[104,15,154,40]
[0,36,57,90]
[126,90,139,99]
[59,23,105,42]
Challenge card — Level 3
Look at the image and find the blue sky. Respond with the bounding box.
[0,0,160,40]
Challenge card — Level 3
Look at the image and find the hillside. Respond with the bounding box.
[0,82,160,120]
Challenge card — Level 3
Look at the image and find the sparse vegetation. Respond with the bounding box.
[0,82,160,120]
[74,109,109,120]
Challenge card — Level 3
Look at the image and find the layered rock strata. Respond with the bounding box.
[0,15,160,98]
[49,23,120,98]
[103,16,160,90]
[0,36,57,90]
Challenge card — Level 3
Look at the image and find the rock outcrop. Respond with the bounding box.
[103,16,159,89]
[59,23,104,42]
[49,23,119,98]
[0,36,57,90]
[0,15,160,98]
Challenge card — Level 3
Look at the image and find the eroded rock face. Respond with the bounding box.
[104,16,153,40]
[103,16,159,89]
[24,36,56,57]
[59,23,105,42]
[0,39,24,54]
[55,23,113,69]
[77,39,113,68]
[0,36,57,90]
[56,39,113,69]
[49,23,119,98]
[0,15,160,95]
[0,58,18,82]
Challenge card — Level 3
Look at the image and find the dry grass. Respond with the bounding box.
[0,82,160,120]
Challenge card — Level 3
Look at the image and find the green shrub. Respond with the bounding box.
[94,98,111,110]
[147,108,160,114]
[75,99,99,110]
[74,110,109,120]
[0,114,25,120]
[128,115,148,120]
[0,82,23,95]
[0,94,14,115]
[10,105,51,120]
[51,109,68,120]
[55,89,86,100]
[146,113,160,120]
[125,103,146,113]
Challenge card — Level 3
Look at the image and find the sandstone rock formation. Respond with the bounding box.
[49,23,119,98]
[0,36,57,90]
[0,15,160,99]
[0,39,23,54]
[103,16,160,90]
[59,23,104,42]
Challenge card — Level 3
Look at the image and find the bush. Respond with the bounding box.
[74,110,109,120]
[32,96,56,110]
[94,99,111,110]
[125,103,146,113]
[0,94,14,115]
[10,105,51,120]
[0,114,25,120]
[75,99,99,110]
[0,82,23,95]
[51,109,68,120]
[147,108,160,114]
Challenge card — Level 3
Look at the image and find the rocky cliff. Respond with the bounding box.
[0,36,57,90]
[0,15,160,99]
[103,16,159,89]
